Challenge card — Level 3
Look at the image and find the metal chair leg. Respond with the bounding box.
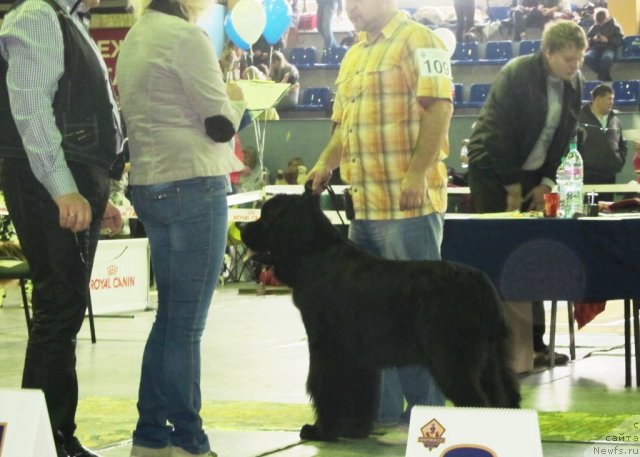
[549,300,558,368]
[567,301,576,361]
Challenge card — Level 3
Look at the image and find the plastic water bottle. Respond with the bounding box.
[562,142,584,218]
[555,157,567,217]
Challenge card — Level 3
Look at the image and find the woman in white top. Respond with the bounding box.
[116,0,246,455]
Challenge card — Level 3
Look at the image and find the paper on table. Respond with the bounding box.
[236,80,291,112]
[623,129,640,142]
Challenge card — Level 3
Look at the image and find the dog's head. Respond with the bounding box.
[241,187,339,279]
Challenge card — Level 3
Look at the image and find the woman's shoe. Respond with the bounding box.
[130,444,170,457]
[169,446,217,457]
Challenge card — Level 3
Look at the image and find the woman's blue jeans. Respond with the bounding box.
[349,213,446,424]
[130,176,228,454]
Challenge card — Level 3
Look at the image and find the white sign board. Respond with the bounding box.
[0,389,56,457]
[89,238,150,315]
[406,406,543,457]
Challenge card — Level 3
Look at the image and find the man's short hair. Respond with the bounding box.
[594,8,609,24]
[591,84,613,100]
[542,20,588,54]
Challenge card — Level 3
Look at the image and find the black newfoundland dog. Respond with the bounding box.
[241,191,520,441]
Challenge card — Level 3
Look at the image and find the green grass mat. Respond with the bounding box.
[76,392,640,449]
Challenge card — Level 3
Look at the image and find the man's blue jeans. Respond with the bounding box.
[130,176,228,454]
[349,213,446,424]
[584,48,616,81]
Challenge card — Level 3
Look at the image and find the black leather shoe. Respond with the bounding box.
[534,350,569,367]
[64,437,102,457]
[56,443,69,457]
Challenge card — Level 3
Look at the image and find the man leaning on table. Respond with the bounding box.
[467,20,587,368]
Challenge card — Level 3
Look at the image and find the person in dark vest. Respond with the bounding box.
[0,0,123,455]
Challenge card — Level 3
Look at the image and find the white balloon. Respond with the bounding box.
[434,27,457,57]
[231,0,267,46]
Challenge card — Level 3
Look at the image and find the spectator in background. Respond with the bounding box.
[578,84,627,185]
[235,146,268,192]
[270,50,300,109]
[584,8,623,82]
[511,0,573,41]
[285,0,307,48]
[454,0,475,43]
[317,0,342,49]
[285,156,305,184]
[220,39,245,82]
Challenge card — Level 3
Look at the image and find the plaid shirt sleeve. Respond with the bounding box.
[0,2,78,198]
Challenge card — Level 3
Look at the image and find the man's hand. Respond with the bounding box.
[523,184,551,211]
[504,183,523,212]
[101,200,122,236]
[400,171,426,211]
[54,192,92,233]
[305,162,333,195]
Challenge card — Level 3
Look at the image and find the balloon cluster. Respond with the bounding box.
[225,0,292,50]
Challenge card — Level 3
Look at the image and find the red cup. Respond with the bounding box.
[544,192,560,218]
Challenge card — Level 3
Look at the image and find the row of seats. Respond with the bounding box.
[454,80,640,109]
[290,36,640,71]
[453,36,640,66]
[291,80,640,115]
[453,40,539,65]
[288,46,348,70]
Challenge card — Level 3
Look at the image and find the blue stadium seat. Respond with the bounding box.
[289,47,317,69]
[466,83,491,108]
[518,40,541,56]
[480,41,513,64]
[612,80,640,107]
[620,36,640,62]
[295,87,332,112]
[453,83,464,109]
[451,42,479,65]
[582,80,602,103]
[487,6,511,21]
[316,46,347,69]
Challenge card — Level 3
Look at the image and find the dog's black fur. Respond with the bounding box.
[241,191,521,441]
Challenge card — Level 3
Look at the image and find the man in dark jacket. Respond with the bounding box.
[578,84,627,184]
[467,20,587,368]
[584,8,624,81]
[0,0,122,455]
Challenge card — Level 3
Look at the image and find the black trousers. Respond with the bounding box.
[1,158,109,444]
[455,5,475,42]
[468,163,548,351]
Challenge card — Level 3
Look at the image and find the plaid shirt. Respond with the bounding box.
[333,12,453,220]
[0,0,121,199]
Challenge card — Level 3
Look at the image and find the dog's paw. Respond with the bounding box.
[299,423,338,441]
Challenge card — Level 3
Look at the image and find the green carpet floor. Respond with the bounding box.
[76,386,640,449]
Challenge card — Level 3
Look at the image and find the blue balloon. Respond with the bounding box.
[224,14,250,51]
[263,0,292,45]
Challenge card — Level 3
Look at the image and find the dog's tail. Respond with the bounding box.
[477,275,522,408]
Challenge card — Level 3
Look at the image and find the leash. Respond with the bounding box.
[323,184,346,226]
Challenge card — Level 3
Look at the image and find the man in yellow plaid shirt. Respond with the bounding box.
[307,0,454,438]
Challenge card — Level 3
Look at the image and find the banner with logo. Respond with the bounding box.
[406,406,543,457]
[89,27,130,91]
[89,238,150,315]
